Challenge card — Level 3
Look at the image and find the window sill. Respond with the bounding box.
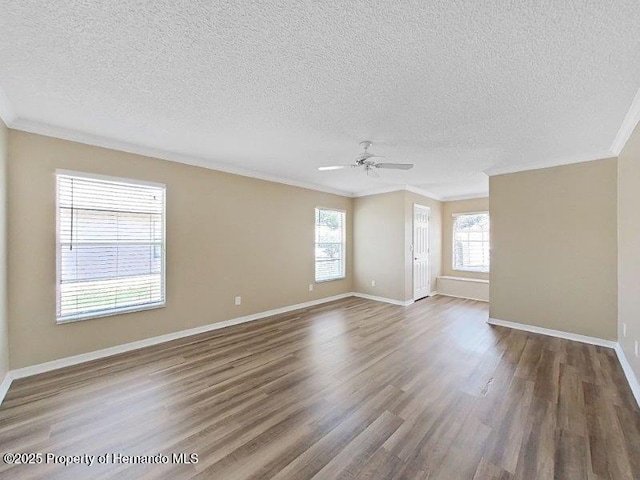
[439,276,489,284]
[56,302,166,324]
[315,276,346,283]
[452,268,489,274]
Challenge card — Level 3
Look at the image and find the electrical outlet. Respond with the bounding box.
[371,280,376,287]
[635,340,639,358]
[234,296,241,306]
[623,323,627,337]
[309,284,314,292]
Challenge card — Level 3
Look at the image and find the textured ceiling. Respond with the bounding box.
[1,1,640,198]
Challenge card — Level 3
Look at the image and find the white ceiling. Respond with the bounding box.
[1,1,640,199]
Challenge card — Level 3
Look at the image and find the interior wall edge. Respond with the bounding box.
[614,343,640,409]
[0,371,10,406]
[0,118,9,392]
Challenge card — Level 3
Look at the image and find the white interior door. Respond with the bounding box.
[413,204,430,300]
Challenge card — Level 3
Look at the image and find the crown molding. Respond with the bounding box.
[441,192,489,202]
[7,116,462,201]
[4,80,640,199]
[483,150,615,177]
[0,85,16,126]
[611,86,640,156]
[4,116,618,200]
[351,185,412,198]
[352,185,443,201]
[9,117,353,198]
[404,185,444,201]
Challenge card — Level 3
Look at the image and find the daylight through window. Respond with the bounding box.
[315,208,346,282]
[452,212,490,272]
[56,172,166,322]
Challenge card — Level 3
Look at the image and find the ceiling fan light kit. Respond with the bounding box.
[318,141,414,175]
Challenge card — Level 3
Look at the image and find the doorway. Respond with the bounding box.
[413,204,430,300]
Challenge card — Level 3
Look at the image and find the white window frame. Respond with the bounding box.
[314,207,346,283]
[55,170,166,324]
[452,211,490,273]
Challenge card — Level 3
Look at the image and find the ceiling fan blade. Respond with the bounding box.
[375,163,414,170]
[318,165,347,171]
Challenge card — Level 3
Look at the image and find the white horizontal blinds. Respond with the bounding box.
[453,213,490,272]
[315,208,346,282]
[57,174,166,321]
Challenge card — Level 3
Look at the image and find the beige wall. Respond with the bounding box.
[354,190,441,302]
[8,131,354,368]
[490,158,618,340]
[0,121,8,380]
[441,197,490,281]
[618,123,640,380]
[353,191,405,300]
[436,277,489,302]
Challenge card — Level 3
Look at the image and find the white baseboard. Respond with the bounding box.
[3,292,423,386]
[487,318,639,409]
[0,372,12,405]
[487,317,616,348]
[437,293,489,302]
[10,292,356,381]
[429,291,438,296]
[2,291,418,403]
[7,297,634,411]
[353,292,413,307]
[615,344,640,409]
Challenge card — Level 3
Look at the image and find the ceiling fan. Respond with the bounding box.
[318,141,414,177]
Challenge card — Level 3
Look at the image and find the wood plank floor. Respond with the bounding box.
[0,296,639,479]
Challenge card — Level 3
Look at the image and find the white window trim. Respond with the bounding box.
[314,206,346,283]
[453,267,490,273]
[451,211,489,217]
[56,301,167,325]
[452,211,490,274]
[56,169,166,189]
[55,170,167,324]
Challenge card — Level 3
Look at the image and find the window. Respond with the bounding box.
[56,172,166,323]
[315,208,346,282]
[452,212,490,273]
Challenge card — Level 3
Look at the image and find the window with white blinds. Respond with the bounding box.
[56,172,166,323]
[452,212,490,273]
[315,208,346,282]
